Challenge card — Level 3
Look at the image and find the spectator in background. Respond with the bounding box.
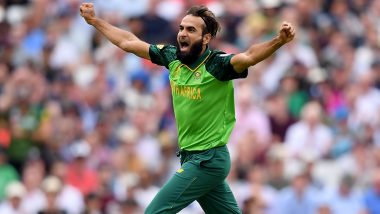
[95,163,116,212]
[2,66,46,172]
[276,170,320,214]
[237,165,278,213]
[266,93,296,143]
[0,146,18,201]
[21,159,46,214]
[266,144,289,191]
[322,174,364,214]
[278,72,309,119]
[315,68,348,119]
[132,168,160,210]
[372,61,380,90]
[242,196,266,214]
[0,115,11,149]
[284,101,333,159]
[155,130,179,186]
[124,70,153,110]
[112,125,143,201]
[363,168,380,214]
[37,176,67,214]
[0,181,28,214]
[329,106,354,159]
[337,142,374,189]
[139,0,175,44]
[352,14,379,77]
[328,0,363,46]
[230,82,271,146]
[316,204,332,214]
[119,198,142,214]
[85,129,113,170]
[0,62,10,96]
[348,71,380,135]
[65,140,99,197]
[234,131,265,178]
[50,159,85,214]
[81,192,102,214]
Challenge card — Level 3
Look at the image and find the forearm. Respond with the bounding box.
[245,36,284,65]
[90,18,139,51]
[88,17,150,59]
[231,36,286,72]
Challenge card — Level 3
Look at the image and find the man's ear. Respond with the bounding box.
[202,33,211,45]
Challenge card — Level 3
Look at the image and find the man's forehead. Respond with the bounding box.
[180,15,205,29]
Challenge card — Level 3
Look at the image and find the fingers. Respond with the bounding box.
[281,22,291,31]
[79,3,94,14]
[290,27,296,38]
[79,2,96,24]
[81,3,94,8]
[280,21,295,38]
[281,22,292,32]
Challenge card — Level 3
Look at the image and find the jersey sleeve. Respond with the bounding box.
[149,44,177,68]
[206,52,248,81]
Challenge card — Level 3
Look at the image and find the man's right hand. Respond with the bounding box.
[80,3,96,25]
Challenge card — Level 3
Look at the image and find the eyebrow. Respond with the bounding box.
[179,25,197,31]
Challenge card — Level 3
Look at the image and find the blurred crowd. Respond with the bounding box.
[0,0,380,213]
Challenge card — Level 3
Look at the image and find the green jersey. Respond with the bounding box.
[149,45,247,151]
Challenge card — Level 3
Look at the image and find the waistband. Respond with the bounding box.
[176,145,226,157]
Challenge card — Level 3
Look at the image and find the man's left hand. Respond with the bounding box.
[278,22,295,44]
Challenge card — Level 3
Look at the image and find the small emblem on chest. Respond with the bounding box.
[194,71,201,79]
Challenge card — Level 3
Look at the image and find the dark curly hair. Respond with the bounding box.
[186,5,220,38]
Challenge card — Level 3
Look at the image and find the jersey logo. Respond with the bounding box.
[176,168,184,173]
[194,71,201,79]
[157,44,164,49]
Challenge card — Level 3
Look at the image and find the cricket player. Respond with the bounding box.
[80,3,295,213]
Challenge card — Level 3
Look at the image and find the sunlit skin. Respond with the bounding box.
[177,15,211,55]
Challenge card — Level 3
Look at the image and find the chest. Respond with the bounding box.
[169,62,212,86]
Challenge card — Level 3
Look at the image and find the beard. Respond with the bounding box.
[176,38,203,65]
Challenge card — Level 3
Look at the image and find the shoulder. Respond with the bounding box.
[150,44,177,53]
[206,49,232,68]
[208,50,234,61]
[206,49,247,81]
[149,44,178,67]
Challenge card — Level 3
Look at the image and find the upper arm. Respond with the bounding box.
[230,52,252,73]
[120,39,151,60]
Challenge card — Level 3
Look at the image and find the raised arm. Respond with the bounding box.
[231,22,295,73]
[80,3,150,59]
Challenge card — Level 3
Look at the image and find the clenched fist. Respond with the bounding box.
[80,3,96,25]
[278,22,295,44]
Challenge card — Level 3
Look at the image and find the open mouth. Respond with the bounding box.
[179,41,190,51]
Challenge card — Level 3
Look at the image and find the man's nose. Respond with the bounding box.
[178,30,187,37]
